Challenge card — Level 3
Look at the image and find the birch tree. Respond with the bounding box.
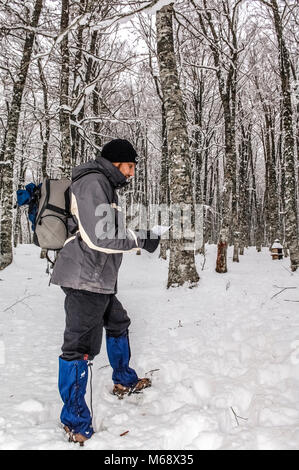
[261,0,299,271]
[156,4,199,288]
[192,0,241,273]
[59,0,72,176]
[0,0,43,270]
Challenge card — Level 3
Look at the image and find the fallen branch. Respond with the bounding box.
[230,407,248,427]
[273,285,297,289]
[271,286,297,300]
[282,266,294,276]
[145,368,160,377]
[3,294,38,312]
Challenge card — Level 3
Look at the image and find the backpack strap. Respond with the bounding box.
[45,203,69,216]
[64,185,71,211]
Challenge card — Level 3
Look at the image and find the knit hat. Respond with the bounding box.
[101,139,138,164]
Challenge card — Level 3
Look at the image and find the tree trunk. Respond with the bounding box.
[13,152,26,248]
[71,0,86,166]
[255,74,280,247]
[270,0,299,271]
[159,102,169,260]
[197,2,238,273]
[156,4,199,288]
[38,58,50,178]
[59,0,72,177]
[238,113,251,255]
[277,109,287,250]
[0,0,43,270]
[216,105,237,272]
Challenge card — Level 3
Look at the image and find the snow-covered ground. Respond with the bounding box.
[0,244,299,450]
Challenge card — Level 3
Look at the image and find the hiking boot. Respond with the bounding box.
[63,425,90,446]
[113,377,152,399]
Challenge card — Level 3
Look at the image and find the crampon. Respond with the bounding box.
[113,377,152,399]
[63,425,89,447]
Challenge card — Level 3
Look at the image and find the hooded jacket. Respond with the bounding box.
[50,157,144,294]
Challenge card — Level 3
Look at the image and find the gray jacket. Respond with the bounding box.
[50,157,144,294]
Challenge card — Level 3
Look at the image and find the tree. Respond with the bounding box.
[59,0,72,177]
[261,0,299,271]
[0,0,43,270]
[156,4,199,288]
[192,0,241,272]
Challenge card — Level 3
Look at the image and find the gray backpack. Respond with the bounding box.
[34,178,72,250]
[33,170,102,251]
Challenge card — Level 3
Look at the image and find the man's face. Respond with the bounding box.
[112,162,136,179]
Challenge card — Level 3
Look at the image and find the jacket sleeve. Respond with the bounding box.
[70,173,145,253]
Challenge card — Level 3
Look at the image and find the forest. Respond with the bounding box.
[0,0,298,286]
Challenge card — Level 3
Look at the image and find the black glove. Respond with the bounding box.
[142,230,160,253]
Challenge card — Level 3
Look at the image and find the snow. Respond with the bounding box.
[16,399,44,413]
[0,244,299,450]
[93,0,176,30]
[272,242,283,249]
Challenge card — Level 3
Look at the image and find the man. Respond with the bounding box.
[50,139,160,444]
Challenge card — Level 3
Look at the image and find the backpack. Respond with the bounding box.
[16,170,103,253]
[33,177,72,250]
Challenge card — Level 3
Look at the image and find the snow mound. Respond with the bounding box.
[16,399,44,413]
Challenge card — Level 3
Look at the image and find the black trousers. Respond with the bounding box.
[61,287,131,361]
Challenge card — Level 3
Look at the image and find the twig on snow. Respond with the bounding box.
[3,294,38,312]
[145,368,160,378]
[230,407,248,427]
[271,286,297,300]
[281,266,294,276]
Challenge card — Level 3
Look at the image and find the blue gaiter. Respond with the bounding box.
[106,332,138,387]
[58,357,94,439]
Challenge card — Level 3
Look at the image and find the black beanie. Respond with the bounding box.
[101,139,138,164]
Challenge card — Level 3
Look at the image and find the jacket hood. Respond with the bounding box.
[72,156,129,189]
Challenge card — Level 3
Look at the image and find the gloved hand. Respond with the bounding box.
[142,230,160,253]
